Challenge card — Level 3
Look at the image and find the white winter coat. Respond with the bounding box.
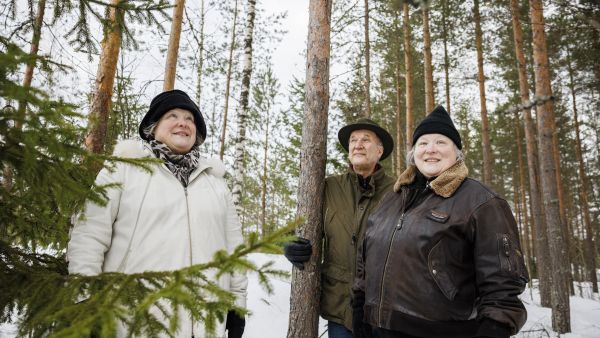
[67,140,247,338]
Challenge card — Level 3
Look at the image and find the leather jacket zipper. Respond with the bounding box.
[378,212,404,326]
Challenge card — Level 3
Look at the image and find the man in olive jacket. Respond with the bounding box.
[284,119,395,338]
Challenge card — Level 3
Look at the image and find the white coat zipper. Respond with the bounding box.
[184,186,195,337]
[378,212,404,326]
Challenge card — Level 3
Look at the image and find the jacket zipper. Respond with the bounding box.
[184,186,195,336]
[378,212,404,326]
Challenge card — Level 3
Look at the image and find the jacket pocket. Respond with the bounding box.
[426,209,449,223]
[428,240,458,301]
[497,233,526,279]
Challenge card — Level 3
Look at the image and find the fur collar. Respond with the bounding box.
[112,139,225,178]
[393,160,469,198]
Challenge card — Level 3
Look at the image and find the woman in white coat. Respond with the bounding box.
[68,89,247,338]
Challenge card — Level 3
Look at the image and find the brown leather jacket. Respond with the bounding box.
[354,161,528,338]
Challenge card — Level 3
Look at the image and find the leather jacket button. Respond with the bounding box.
[432,269,437,275]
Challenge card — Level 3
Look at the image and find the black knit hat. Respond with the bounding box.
[139,89,207,141]
[412,105,462,149]
[338,118,394,161]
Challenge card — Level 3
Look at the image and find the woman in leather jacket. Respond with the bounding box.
[352,106,528,338]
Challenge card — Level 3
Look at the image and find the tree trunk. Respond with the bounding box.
[422,6,434,113]
[261,110,269,238]
[514,111,533,282]
[395,62,404,175]
[403,2,414,151]
[164,0,186,91]
[195,0,206,103]
[219,0,239,160]
[529,0,571,332]
[566,46,598,293]
[441,0,451,114]
[232,0,256,209]
[363,0,371,117]
[286,1,331,337]
[473,0,492,185]
[4,0,47,191]
[510,0,550,305]
[85,0,122,155]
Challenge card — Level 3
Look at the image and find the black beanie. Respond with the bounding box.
[412,105,462,149]
[139,89,207,141]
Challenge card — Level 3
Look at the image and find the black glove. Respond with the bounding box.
[352,292,372,338]
[225,310,245,338]
[283,237,312,270]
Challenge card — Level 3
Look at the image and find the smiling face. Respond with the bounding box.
[348,129,383,176]
[414,133,458,178]
[154,108,197,154]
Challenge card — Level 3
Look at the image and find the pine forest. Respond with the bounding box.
[1,0,599,337]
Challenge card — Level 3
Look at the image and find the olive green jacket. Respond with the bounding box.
[320,166,395,330]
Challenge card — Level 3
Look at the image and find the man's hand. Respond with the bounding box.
[283,237,312,270]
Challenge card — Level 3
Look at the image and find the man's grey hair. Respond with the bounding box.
[406,144,465,166]
[143,122,205,146]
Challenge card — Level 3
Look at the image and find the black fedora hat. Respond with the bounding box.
[139,89,207,141]
[338,118,394,161]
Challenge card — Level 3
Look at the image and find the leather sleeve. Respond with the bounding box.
[471,197,529,334]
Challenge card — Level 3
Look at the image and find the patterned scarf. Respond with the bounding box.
[149,139,200,187]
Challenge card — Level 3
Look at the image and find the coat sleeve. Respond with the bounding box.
[224,187,248,309]
[471,197,529,336]
[67,165,123,276]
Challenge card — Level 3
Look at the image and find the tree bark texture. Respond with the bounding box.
[363,0,371,117]
[219,0,239,160]
[514,111,533,280]
[529,0,571,332]
[286,1,331,337]
[195,0,206,103]
[566,46,598,293]
[164,0,186,91]
[232,0,256,210]
[403,3,414,152]
[395,62,404,175]
[85,0,122,155]
[509,0,550,305]
[473,0,493,185]
[441,0,451,114]
[422,6,434,114]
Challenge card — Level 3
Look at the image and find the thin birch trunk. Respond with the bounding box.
[286,1,331,337]
[164,0,186,91]
[232,0,256,209]
[473,0,492,185]
[530,0,571,331]
[403,3,414,151]
[363,0,371,117]
[510,0,550,305]
[196,0,206,103]
[261,113,269,237]
[85,0,122,155]
[219,0,239,160]
[422,6,434,113]
[566,46,598,293]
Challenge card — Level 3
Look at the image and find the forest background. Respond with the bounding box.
[1,0,599,337]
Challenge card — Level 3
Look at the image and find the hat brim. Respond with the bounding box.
[338,123,394,161]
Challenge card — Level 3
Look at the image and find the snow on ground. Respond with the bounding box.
[2,253,599,337]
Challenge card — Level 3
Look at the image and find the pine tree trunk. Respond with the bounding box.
[363,0,371,117]
[529,0,571,332]
[164,0,186,90]
[395,62,404,175]
[261,112,269,238]
[4,0,47,191]
[441,0,451,114]
[510,0,550,305]
[196,0,206,103]
[422,6,434,113]
[473,0,492,185]
[85,0,122,155]
[232,0,256,209]
[514,111,533,281]
[219,0,239,160]
[403,3,414,151]
[567,46,598,293]
[286,1,331,337]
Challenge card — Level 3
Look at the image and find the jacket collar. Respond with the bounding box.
[350,164,387,192]
[393,160,468,198]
